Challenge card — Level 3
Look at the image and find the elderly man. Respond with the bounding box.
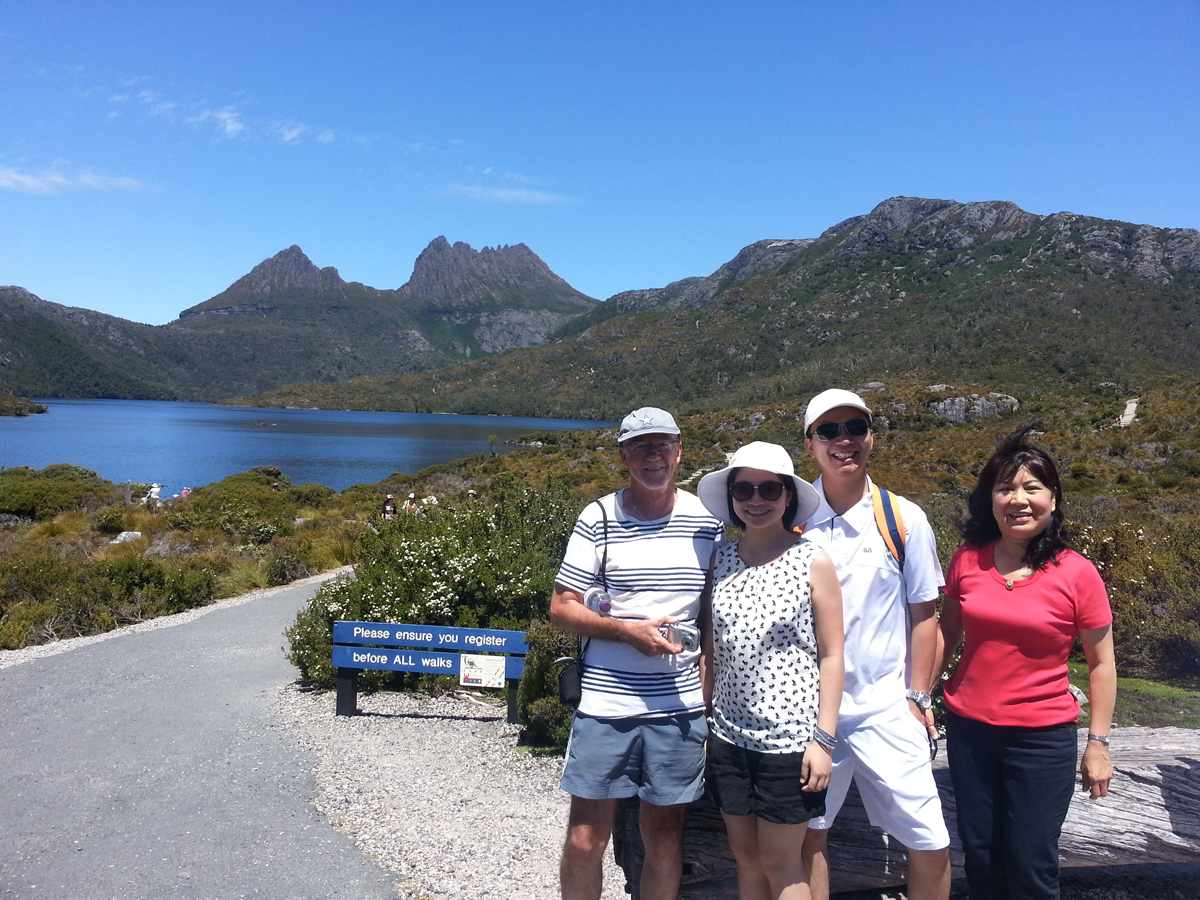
[550,407,723,900]
[798,389,951,900]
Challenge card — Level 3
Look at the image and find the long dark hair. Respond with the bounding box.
[961,423,1069,570]
[725,466,800,530]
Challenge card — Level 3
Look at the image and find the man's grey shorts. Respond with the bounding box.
[560,710,708,806]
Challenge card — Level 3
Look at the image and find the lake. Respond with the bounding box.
[0,399,610,494]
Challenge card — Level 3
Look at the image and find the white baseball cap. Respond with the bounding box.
[618,407,681,444]
[697,441,820,526]
[804,389,872,435]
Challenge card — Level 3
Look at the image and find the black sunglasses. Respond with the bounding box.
[810,418,871,442]
[729,480,786,502]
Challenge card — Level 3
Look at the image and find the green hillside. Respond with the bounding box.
[241,198,1200,419]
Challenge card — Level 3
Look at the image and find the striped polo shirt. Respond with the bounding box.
[556,489,723,719]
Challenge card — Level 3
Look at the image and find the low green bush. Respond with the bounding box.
[290,482,335,508]
[517,620,578,746]
[167,470,298,544]
[267,540,314,586]
[0,465,120,520]
[91,506,126,534]
[285,476,580,744]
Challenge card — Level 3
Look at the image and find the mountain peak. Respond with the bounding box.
[820,197,1040,255]
[225,246,347,299]
[178,246,350,317]
[398,237,591,311]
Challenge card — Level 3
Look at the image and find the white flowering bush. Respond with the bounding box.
[285,473,579,690]
[1071,505,1200,677]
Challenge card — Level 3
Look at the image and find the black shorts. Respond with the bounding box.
[706,734,828,825]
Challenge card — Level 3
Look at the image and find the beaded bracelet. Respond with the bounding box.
[812,726,837,752]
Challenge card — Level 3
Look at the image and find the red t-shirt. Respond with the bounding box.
[943,543,1113,728]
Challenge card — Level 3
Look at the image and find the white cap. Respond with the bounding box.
[697,441,820,526]
[618,407,680,443]
[804,389,872,434]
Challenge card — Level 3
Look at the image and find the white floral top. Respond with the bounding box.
[709,538,821,753]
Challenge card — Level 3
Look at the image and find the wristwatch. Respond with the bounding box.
[1087,733,1111,745]
[906,689,933,711]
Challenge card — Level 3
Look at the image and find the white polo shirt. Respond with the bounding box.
[799,476,945,720]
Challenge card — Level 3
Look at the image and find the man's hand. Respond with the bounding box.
[622,615,682,656]
[907,695,939,740]
[910,703,938,739]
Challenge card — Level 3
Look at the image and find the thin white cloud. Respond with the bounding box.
[315,129,336,144]
[443,183,572,205]
[270,122,307,143]
[0,166,149,194]
[187,106,246,138]
[137,90,179,118]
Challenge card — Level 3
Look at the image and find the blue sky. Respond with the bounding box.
[2,1,1197,325]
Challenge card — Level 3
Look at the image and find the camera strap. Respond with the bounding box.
[579,498,611,664]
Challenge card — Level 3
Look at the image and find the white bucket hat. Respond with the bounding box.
[697,441,820,526]
[804,388,872,435]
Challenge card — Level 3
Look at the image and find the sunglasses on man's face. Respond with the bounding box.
[623,439,680,457]
[729,480,786,502]
[810,418,871,442]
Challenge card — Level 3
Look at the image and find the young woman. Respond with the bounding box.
[934,424,1116,900]
[697,441,845,900]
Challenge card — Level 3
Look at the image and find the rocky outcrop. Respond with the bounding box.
[397,237,595,313]
[472,310,578,353]
[927,391,1020,423]
[823,197,1039,256]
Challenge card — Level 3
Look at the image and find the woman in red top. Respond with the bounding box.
[935,424,1115,900]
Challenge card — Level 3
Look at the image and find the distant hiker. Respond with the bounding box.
[934,424,1114,900]
[798,389,951,900]
[403,493,418,515]
[550,406,723,900]
[382,494,397,520]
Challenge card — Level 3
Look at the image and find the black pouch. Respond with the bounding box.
[556,656,583,708]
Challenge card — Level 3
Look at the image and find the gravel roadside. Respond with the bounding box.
[274,684,628,900]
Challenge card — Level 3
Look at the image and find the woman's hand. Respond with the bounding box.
[1080,741,1112,798]
[801,742,832,792]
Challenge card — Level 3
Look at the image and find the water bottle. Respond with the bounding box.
[583,586,613,616]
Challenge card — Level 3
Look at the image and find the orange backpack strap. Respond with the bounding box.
[870,479,906,571]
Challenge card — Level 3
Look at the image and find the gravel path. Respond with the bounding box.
[274,684,628,900]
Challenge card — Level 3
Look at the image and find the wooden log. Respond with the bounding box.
[611,727,1200,899]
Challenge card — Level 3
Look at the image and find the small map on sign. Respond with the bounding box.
[460,654,506,688]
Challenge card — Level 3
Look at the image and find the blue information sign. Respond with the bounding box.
[333,621,527,654]
[331,644,524,678]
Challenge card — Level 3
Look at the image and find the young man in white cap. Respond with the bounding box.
[798,389,951,900]
[550,406,723,900]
